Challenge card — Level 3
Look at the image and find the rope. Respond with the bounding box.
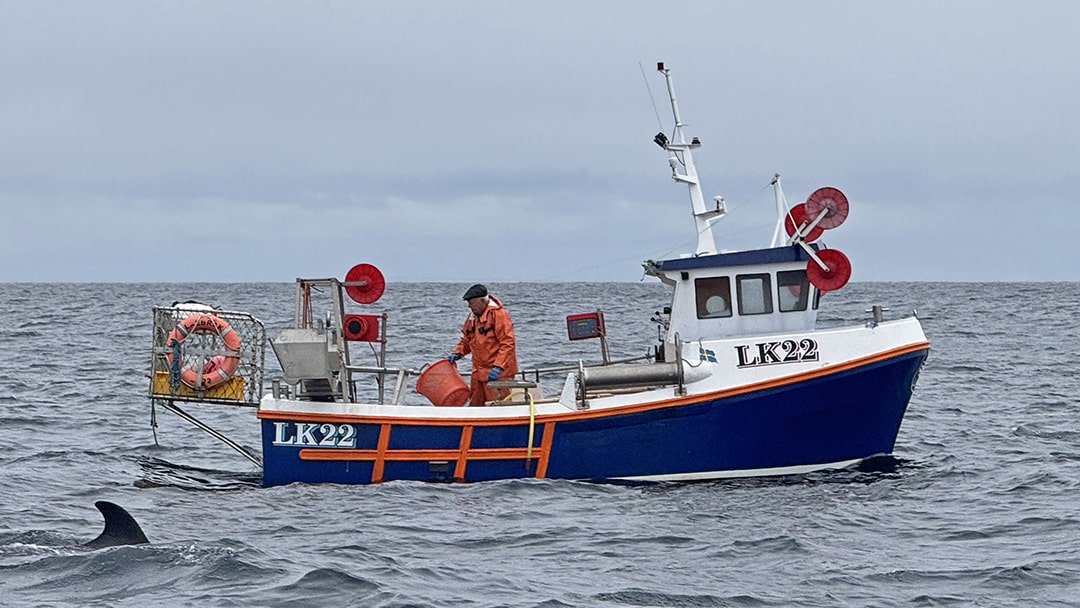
[168,338,182,389]
[150,400,159,446]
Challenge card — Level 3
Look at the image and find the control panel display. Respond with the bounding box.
[566,311,605,341]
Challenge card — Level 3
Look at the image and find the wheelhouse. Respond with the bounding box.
[646,244,823,346]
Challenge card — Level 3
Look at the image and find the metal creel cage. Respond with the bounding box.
[149,306,267,406]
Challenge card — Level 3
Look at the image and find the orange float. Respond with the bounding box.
[164,314,242,390]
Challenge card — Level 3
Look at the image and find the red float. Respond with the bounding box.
[804,187,849,230]
[344,263,385,304]
[806,249,852,292]
[784,203,824,243]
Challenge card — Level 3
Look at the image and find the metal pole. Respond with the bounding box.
[161,401,262,467]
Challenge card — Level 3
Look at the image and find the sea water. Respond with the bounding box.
[1,281,1078,607]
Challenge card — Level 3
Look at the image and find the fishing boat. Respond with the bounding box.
[147,63,930,486]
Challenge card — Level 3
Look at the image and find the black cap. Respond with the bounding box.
[463,284,488,300]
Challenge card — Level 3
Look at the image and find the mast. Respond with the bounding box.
[655,63,724,256]
[770,173,787,248]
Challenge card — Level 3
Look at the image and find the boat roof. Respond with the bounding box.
[649,244,818,272]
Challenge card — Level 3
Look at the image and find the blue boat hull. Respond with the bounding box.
[258,348,927,486]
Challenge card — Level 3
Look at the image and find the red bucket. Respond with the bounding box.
[416,359,470,406]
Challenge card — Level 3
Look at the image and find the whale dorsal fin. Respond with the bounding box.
[84,501,150,549]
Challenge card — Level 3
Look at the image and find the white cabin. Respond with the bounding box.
[645,244,822,349]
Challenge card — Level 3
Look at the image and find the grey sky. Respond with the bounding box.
[1,1,1076,282]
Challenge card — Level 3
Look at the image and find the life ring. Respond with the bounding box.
[164,314,242,390]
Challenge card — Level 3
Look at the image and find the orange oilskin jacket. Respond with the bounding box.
[453,295,518,379]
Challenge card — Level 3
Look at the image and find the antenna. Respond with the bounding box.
[653,63,719,255]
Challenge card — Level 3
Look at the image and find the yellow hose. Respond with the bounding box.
[526,391,535,465]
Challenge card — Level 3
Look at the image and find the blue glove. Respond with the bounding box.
[448,353,461,364]
[487,366,502,382]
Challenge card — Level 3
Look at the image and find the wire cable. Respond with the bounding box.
[639,62,665,133]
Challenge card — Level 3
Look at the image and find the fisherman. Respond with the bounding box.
[448,284,518,406]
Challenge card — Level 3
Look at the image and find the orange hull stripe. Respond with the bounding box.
[299,446,546,462]
[370,423,391,483]
[299,421,556,481]
[260,342,930,426]
[454,426,473,479]
[536,423,554,478]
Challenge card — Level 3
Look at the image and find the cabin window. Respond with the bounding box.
[777,270,810,312]
[736,273,773,315]
[695,277,732,319]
